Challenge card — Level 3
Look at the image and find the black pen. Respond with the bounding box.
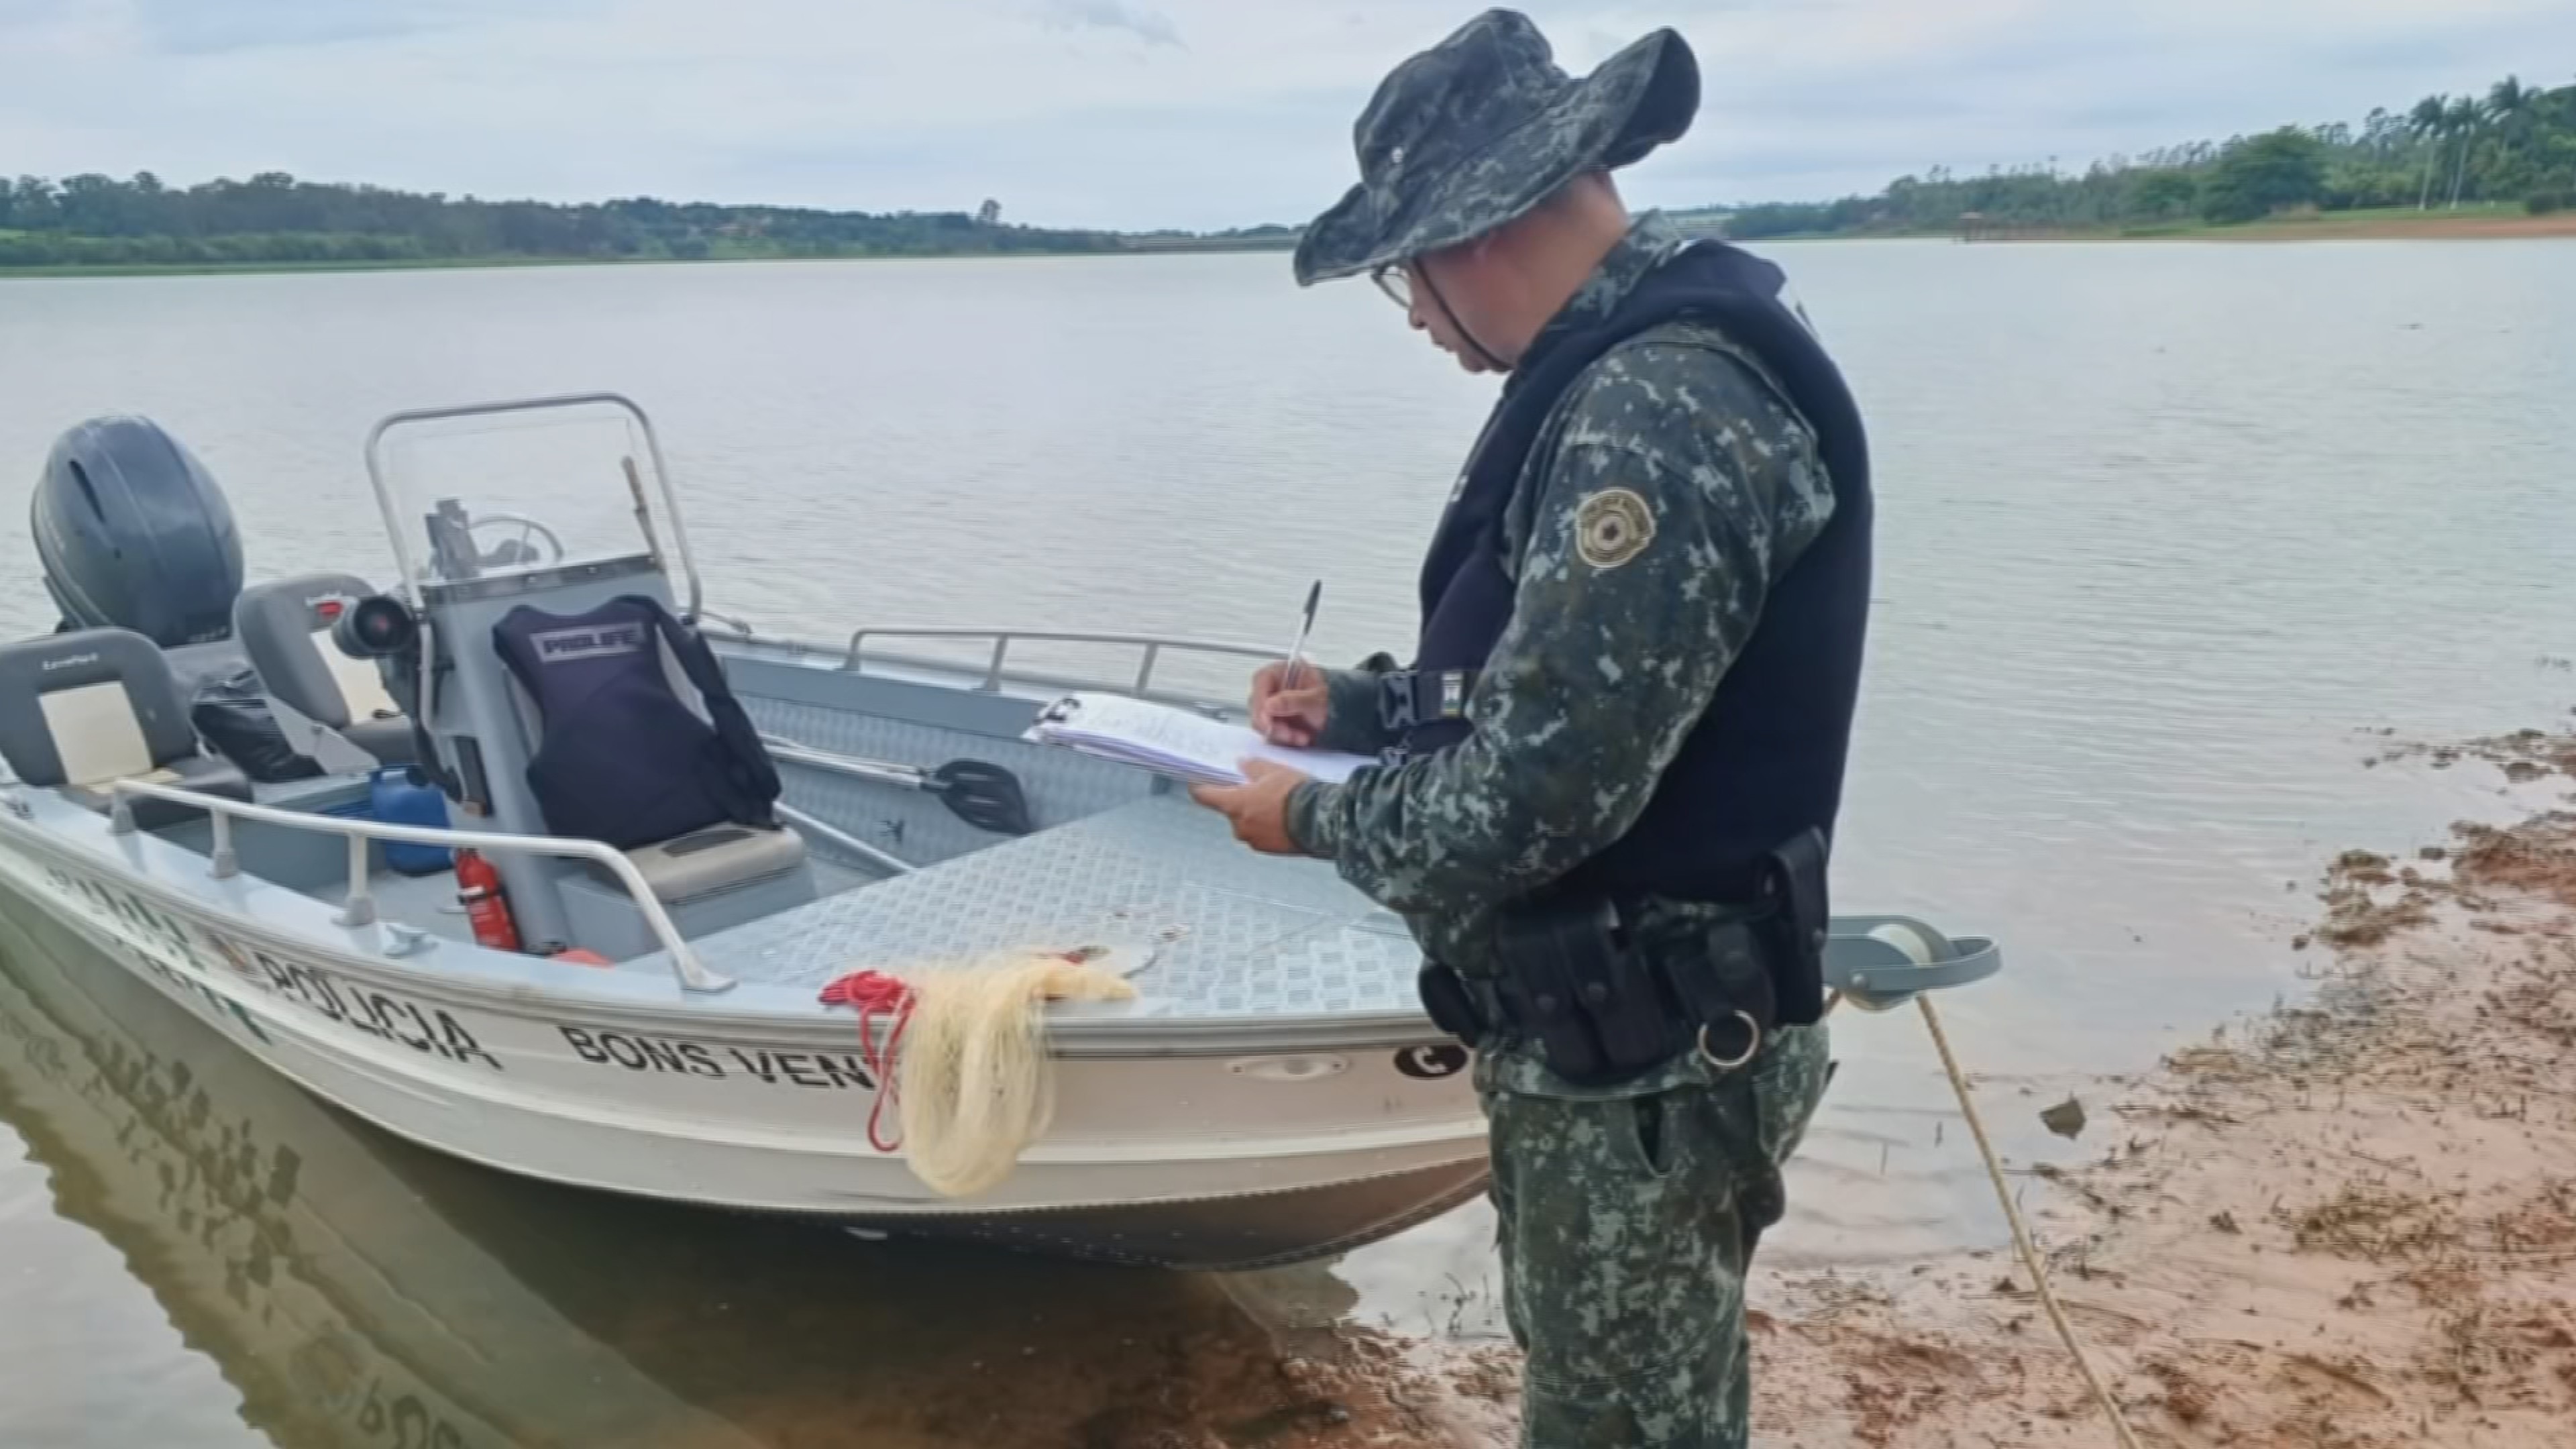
[1281,579,1322,692]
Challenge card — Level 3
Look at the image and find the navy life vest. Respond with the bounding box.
[1398,239,1874,906]
[492,595,782,851]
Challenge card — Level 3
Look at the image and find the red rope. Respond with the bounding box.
[818,970,916,1154]
[817,950,1101,1158]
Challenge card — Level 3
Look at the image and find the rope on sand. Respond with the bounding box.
[1913,994,2147,1449]
[1842,924,2141,1446]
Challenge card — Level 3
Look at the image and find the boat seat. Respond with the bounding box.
[593,821,810,905]
[0,627,252,830]
[492,594,812,913]
[232,572,416,765]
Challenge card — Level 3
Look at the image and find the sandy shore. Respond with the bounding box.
[1942,211,2576,244]
[2204,211,2576,242]
[1738,792,2576,1445]
[1221,722,2576,1448]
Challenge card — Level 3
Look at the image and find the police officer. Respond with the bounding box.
[1189,10,1871,1446]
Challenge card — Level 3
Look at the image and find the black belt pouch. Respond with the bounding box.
[1491,899,1676,1086]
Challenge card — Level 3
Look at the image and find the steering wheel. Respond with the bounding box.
[464,512,568,568]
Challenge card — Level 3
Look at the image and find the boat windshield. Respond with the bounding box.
[366,396,695,604]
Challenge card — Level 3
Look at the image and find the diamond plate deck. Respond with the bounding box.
[702,796,1425,1020]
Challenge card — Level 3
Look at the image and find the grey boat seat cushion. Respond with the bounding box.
[232,572,415,764]
[592,822,808,905]
[0,627,252,828]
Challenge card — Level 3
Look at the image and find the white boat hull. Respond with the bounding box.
[0,814,1490,1271]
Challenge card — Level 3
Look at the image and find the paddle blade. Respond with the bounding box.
[932,759,1036,836]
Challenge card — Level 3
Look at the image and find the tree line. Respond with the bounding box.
[0,172,1122,268]
[1725,74,2576,239]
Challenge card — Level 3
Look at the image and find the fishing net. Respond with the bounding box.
[822,947,1140,1198]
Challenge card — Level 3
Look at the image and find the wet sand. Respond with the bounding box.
[1736,806,2576,1446]
[1225,724,2576,1448]
[2206,211,2576,241]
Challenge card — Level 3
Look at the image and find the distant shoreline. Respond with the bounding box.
[1960,205,2576,243]
[0,240,1295,280]
[2123,209,2576,241]
[1748,204,2576,246]
[0,254,638,280]
[3,208,2565,280]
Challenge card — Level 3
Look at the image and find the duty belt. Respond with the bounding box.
[1418,902,1783,1085]
[1413,830,1833,1087]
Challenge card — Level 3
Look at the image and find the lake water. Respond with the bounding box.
[3,237,2573,1446]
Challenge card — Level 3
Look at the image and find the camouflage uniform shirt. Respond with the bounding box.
[1284,213,1838,1098]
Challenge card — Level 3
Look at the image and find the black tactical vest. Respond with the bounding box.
[492,594,782,851]
[1397,240,1873,905]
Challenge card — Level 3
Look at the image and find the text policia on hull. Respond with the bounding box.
[0,396,1996,1279]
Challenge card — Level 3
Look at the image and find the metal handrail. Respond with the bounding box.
[362,392,706,622]
[101,778,735,995]
[841,625,1278,694]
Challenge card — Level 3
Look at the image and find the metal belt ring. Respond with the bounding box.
[1696,1010,1762,1071]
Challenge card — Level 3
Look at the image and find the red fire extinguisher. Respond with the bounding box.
[454,849,523,953]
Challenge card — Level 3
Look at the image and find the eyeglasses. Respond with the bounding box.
[1370,263,1413,311]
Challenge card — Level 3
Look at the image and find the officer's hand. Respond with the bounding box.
[1188,759,1310,855]
[1248,661,1330,748]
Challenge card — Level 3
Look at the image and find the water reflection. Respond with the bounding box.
[0,905,1384,1449]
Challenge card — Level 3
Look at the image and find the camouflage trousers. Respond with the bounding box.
[1483,1022,1833,1449]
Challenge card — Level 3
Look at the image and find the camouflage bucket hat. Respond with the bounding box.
[1293,8,1699,286]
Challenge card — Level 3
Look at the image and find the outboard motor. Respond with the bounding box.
[32,416,244,648]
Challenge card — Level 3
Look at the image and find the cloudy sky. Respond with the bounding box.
[1,0,2568,230]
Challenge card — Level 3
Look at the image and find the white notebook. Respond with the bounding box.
[1025,692,1378,788]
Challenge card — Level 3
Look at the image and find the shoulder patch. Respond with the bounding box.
[1574,488,1655,570]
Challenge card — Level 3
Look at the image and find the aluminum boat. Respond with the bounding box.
[0,393,1999,1269]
